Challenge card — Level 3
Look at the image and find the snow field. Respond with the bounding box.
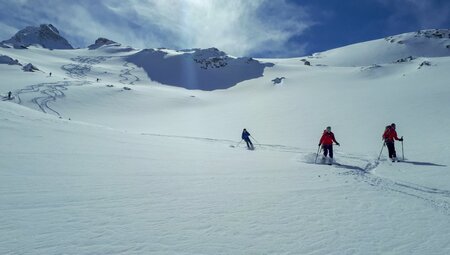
[1,29,450,254]
[1,102,450,254]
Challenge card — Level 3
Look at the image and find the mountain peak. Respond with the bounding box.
[88,37,120,50]
[1,24,73,50]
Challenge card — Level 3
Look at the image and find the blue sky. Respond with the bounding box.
[0,0,449,57]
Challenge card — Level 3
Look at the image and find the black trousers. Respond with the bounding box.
[322,144,333,158]
[244,138,253,149]
[386,141,396,158]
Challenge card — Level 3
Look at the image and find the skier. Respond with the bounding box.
[382,123,403,162]
[7,91,12,100]
[49,72,52,77]
[241,128,254,150]
[318,126,340,164]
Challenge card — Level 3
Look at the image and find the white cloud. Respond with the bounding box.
[0,0,314,57]
[0,23,18,41]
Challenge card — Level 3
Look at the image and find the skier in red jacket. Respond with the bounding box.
[382,123,403,162]
[319,126,340,164]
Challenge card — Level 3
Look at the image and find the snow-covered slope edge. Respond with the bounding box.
[307,29,450,66]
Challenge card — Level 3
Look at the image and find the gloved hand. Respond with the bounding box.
[399,138,403,141]
[318,144,321,147]
[336,142,340,146]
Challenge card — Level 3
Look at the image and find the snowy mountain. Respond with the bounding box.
[1,28,450,254]
[1,24,73,49]
[308,29,450,66]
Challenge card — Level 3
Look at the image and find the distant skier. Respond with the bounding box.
[241,128,254,150]
[7,91,12,100]
[96,78,100,82]
[49,72,52,77]
[382,123,403,162]
[318,126,340,164]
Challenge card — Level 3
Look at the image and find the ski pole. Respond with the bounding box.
[250,136,260,148]
[314,145,321,164]
[377,142,385,160]
[401,137,404,160]
[250,135,260,144]
[235,139,243,148]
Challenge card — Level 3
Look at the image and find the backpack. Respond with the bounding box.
[382,126,391,140]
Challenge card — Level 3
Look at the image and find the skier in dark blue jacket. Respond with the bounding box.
[241,128,254,150]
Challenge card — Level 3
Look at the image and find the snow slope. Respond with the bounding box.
[308,29,450,66]
[1,28,450,254]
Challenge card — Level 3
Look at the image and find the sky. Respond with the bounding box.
[0,0,449,57]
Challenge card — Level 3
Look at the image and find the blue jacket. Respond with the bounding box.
[242,130,250,140]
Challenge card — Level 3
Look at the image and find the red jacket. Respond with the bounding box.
[383,127,400,142]
[320,131,338,145]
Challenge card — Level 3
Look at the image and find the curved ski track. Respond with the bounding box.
[10,55,113,117]
[61,56,110,79]
[119,62,140,85]
[13,81,88,118]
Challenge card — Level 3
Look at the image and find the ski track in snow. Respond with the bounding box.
[61,56,110,78]
[13,81,88,118]
[119,62,140,85]
[141,132,450,215]
[302,151,450,215]
[11,56,102,117]
[61,63,91,79]
[355,172,450,215]
[335,158,450,215]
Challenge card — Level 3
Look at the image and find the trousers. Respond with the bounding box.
[386,141,396,158]
[322,144,333,158]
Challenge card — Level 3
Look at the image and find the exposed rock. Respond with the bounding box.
[22,63,39,72]
[418,61,431,69]
[272,77,285,85]
[88,37,120,50]
[360,64,382,71]
[0,55,21,65]
[394,56,415,63]
[300,59,311,66]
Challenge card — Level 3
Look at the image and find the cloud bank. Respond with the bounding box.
[0,0,313,57]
